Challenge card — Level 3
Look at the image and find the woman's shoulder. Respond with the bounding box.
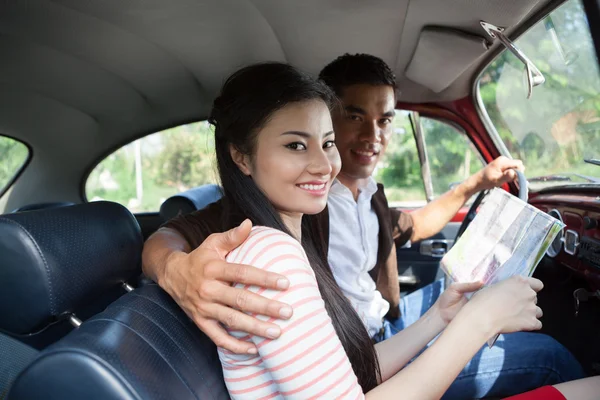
[226,226,308,267]
[248,225,293,239]
[246,226,301,247]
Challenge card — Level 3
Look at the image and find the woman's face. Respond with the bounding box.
[238,99,341,218]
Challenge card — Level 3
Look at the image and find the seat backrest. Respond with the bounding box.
[0,334,38,399]
[0,201,143,348]
[8,284,229,400]
[160,184,222,221]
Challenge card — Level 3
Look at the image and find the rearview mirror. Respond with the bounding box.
[481,21,545,99]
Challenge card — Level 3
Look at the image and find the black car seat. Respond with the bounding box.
[159,184,222,221]
[9,284,229,399]
[0,201,142,395]
[0,201,142,348]
[3,201,228,399]
[0,334,37,399]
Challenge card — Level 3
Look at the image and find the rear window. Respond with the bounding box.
[0,136,29,193]
[85,121,218,213]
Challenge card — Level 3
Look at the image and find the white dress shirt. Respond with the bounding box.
[327,178,390,337]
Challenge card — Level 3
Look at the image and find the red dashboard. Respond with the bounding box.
[529,188,600,289]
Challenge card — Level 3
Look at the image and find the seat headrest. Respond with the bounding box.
[0,201,142,335]
[160,184,222,220]
[12,201,75,213]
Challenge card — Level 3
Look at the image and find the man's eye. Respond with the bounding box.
[348,115,362,122]
[380,118,392,125]
[286,142,306,151]
[323,141,336,149]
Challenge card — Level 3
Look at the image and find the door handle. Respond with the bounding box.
[420,239,454,258]
[398,275,419,285]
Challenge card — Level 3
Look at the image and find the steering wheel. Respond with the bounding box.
[454,170,529,242]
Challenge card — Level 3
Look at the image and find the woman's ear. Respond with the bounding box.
[229,144,252,176]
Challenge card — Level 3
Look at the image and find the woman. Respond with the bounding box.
[207,62,573,399]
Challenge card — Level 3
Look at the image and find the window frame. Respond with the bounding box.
[409,112,486,203]
[471,0,579,163]
[0,134,32,198]
[377,109,429,207]
[409,111,435,202]
[473,0,600,192]
[81,118,215,214]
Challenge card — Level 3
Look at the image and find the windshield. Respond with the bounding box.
[477,0,600,191]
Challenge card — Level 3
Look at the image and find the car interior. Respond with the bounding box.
[1,0,600,398]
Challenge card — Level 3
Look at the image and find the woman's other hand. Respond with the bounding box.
[467,276,543,337]
[434,281,484,326]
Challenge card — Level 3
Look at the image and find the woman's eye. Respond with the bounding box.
[286,142,306,151]
[323,141,336,149]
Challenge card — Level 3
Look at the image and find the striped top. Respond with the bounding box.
[218,226,365,400]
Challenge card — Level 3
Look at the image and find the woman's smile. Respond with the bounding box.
[296,180,329,196]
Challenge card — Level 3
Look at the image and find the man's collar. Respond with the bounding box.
[330,177,378,199]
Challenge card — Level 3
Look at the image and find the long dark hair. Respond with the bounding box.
[208,62,380,391]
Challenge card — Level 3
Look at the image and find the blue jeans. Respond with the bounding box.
[374,279,584,399]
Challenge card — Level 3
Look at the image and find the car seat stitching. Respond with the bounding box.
[130,290,206,345]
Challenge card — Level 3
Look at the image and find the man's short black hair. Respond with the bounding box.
[318,53,397,97]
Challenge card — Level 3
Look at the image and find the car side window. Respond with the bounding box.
[85,121,218,213]
[375,112,483,207]
[375,110,427,207]
[420,117,485,200]
[0,136,29,194]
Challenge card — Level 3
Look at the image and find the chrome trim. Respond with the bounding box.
[69,314,82,328]
[480,21,545,99]
[420,239,454,258]
[547,208,563,222]
[410,111,434,202]
[398,275,419,285]
[122,282,134,292]
[564,229,580,256]
[474,81,512,158]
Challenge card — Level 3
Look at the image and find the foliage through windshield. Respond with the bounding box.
[478,0,600,191]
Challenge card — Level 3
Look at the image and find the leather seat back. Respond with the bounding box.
[160,184,222,221]
[8,284,229,400]
[0,201,143,348]
[0,334,38,398]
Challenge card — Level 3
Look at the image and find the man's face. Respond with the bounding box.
[331,84,395,181]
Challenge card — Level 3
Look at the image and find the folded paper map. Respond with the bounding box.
[440,188,564,346]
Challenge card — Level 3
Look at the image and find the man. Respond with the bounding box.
[143,54,583,398]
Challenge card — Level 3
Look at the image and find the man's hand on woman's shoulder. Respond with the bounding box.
[146,219,293,354]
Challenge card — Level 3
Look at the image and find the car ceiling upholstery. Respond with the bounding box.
[0,0,560,211]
